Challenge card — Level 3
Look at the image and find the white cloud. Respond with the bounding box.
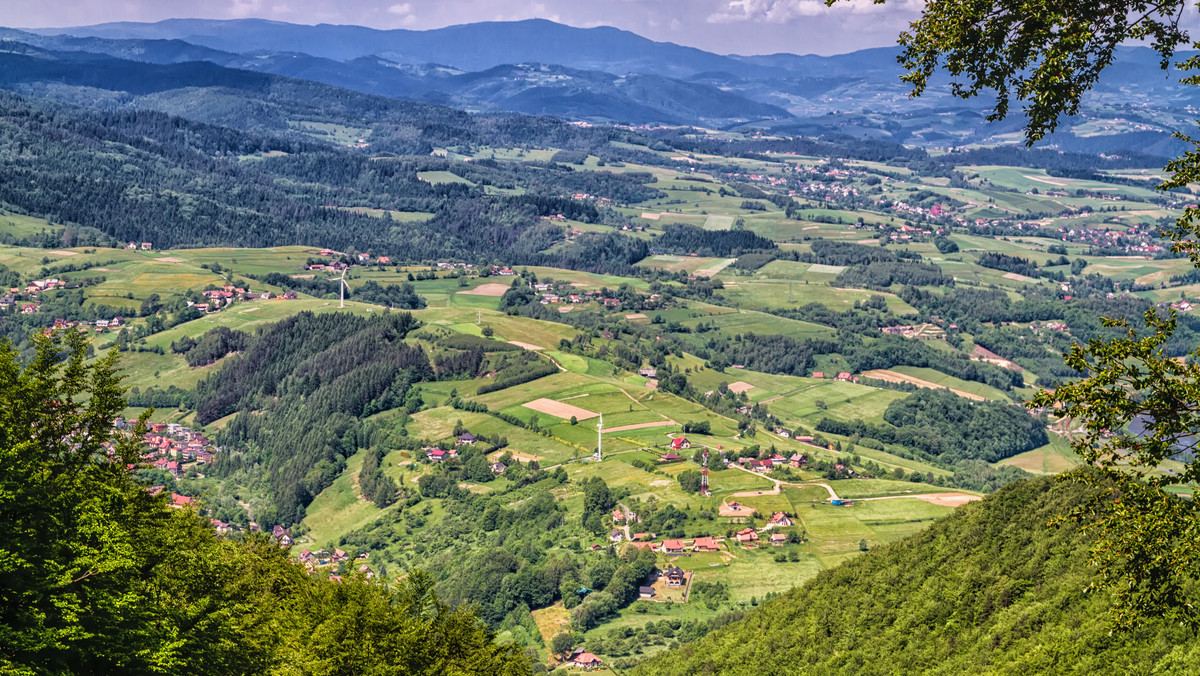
[708,0,920,24]
[228,0,263,19]
[387,2,417,25]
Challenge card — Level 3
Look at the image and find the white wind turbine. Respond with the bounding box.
[594,413,603,462]
[338,269,349,308]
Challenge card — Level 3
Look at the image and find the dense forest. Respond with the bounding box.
[632,476,1200,675]
[817,389,1047,463]
[202,312,431,524]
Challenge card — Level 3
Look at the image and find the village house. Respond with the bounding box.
[660,451,683,462]
[272,525,293,547]
[638,367,658,378]
[427,449,447,462]
[789,453,807,468]
[770,533,789,546]
[609,529,624,543]
[169,493,194,509]
[735,527,759,544]
[457,432,477,445]
[665,566,686,587]
[670,437,691,451]
[769,512,793,527]
[569,652,604,670]
[692,536,720,552]
[331,548,350,563]
[661,539,686,554]
[489,462,506,475]
[639,586,656,599]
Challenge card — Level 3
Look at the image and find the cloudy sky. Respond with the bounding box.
[0,0,927,55]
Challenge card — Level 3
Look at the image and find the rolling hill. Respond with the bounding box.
[632,475,1200,675]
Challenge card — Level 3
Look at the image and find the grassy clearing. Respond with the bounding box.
[301,449,393,548]
[998,431,1081,474]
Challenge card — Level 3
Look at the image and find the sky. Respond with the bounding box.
[0,0,929,56]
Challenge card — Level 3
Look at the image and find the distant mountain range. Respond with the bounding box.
[0,26,787,126]
[6,18,1200,153]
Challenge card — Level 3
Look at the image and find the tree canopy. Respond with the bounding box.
[0,330,530,674]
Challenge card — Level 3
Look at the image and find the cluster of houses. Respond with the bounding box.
[197,285,297,312]
[653,516,794,554]
[305,249,392,272]
[2,277,76,314]
[878,323,947,340]
[732,451,808,473]
[39,316,127,335]
[1053,224,1167,255]
[569,192,615,206]
[1030,321,1069,333]
[424,433,507,474]
[117,419,219,478]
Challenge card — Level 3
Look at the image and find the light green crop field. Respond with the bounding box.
[417,170,475,186]
[0,210,61,238]
[888,365,1018,402]
[766,379,910,425]
[786,486,957,567]
[327,207,435,222]
[997,431,1082,474]
[716,278,917,314]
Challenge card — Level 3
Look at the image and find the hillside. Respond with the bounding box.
[632,476,1200,675]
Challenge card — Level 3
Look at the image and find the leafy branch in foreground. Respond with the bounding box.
[872,0,1200,626]
[1032,311,1200,627]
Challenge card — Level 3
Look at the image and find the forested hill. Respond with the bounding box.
[0,89,656,271]
[632,476,1200,675]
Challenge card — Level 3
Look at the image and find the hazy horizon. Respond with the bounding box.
[1,0,926,57]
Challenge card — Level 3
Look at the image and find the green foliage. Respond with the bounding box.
[1032,309,1200,627]
[634,477,1200,675]
[894,0,1192,143]
[200,312,430,524]
[0,331,529,675]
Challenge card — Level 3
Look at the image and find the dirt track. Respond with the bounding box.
[522,397,599,420]
[858,492,982,507]
[457,283,510,296]
[603,420,676,433]
[861,369,985,401]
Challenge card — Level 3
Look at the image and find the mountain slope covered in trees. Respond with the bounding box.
[632,476,1200,675]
